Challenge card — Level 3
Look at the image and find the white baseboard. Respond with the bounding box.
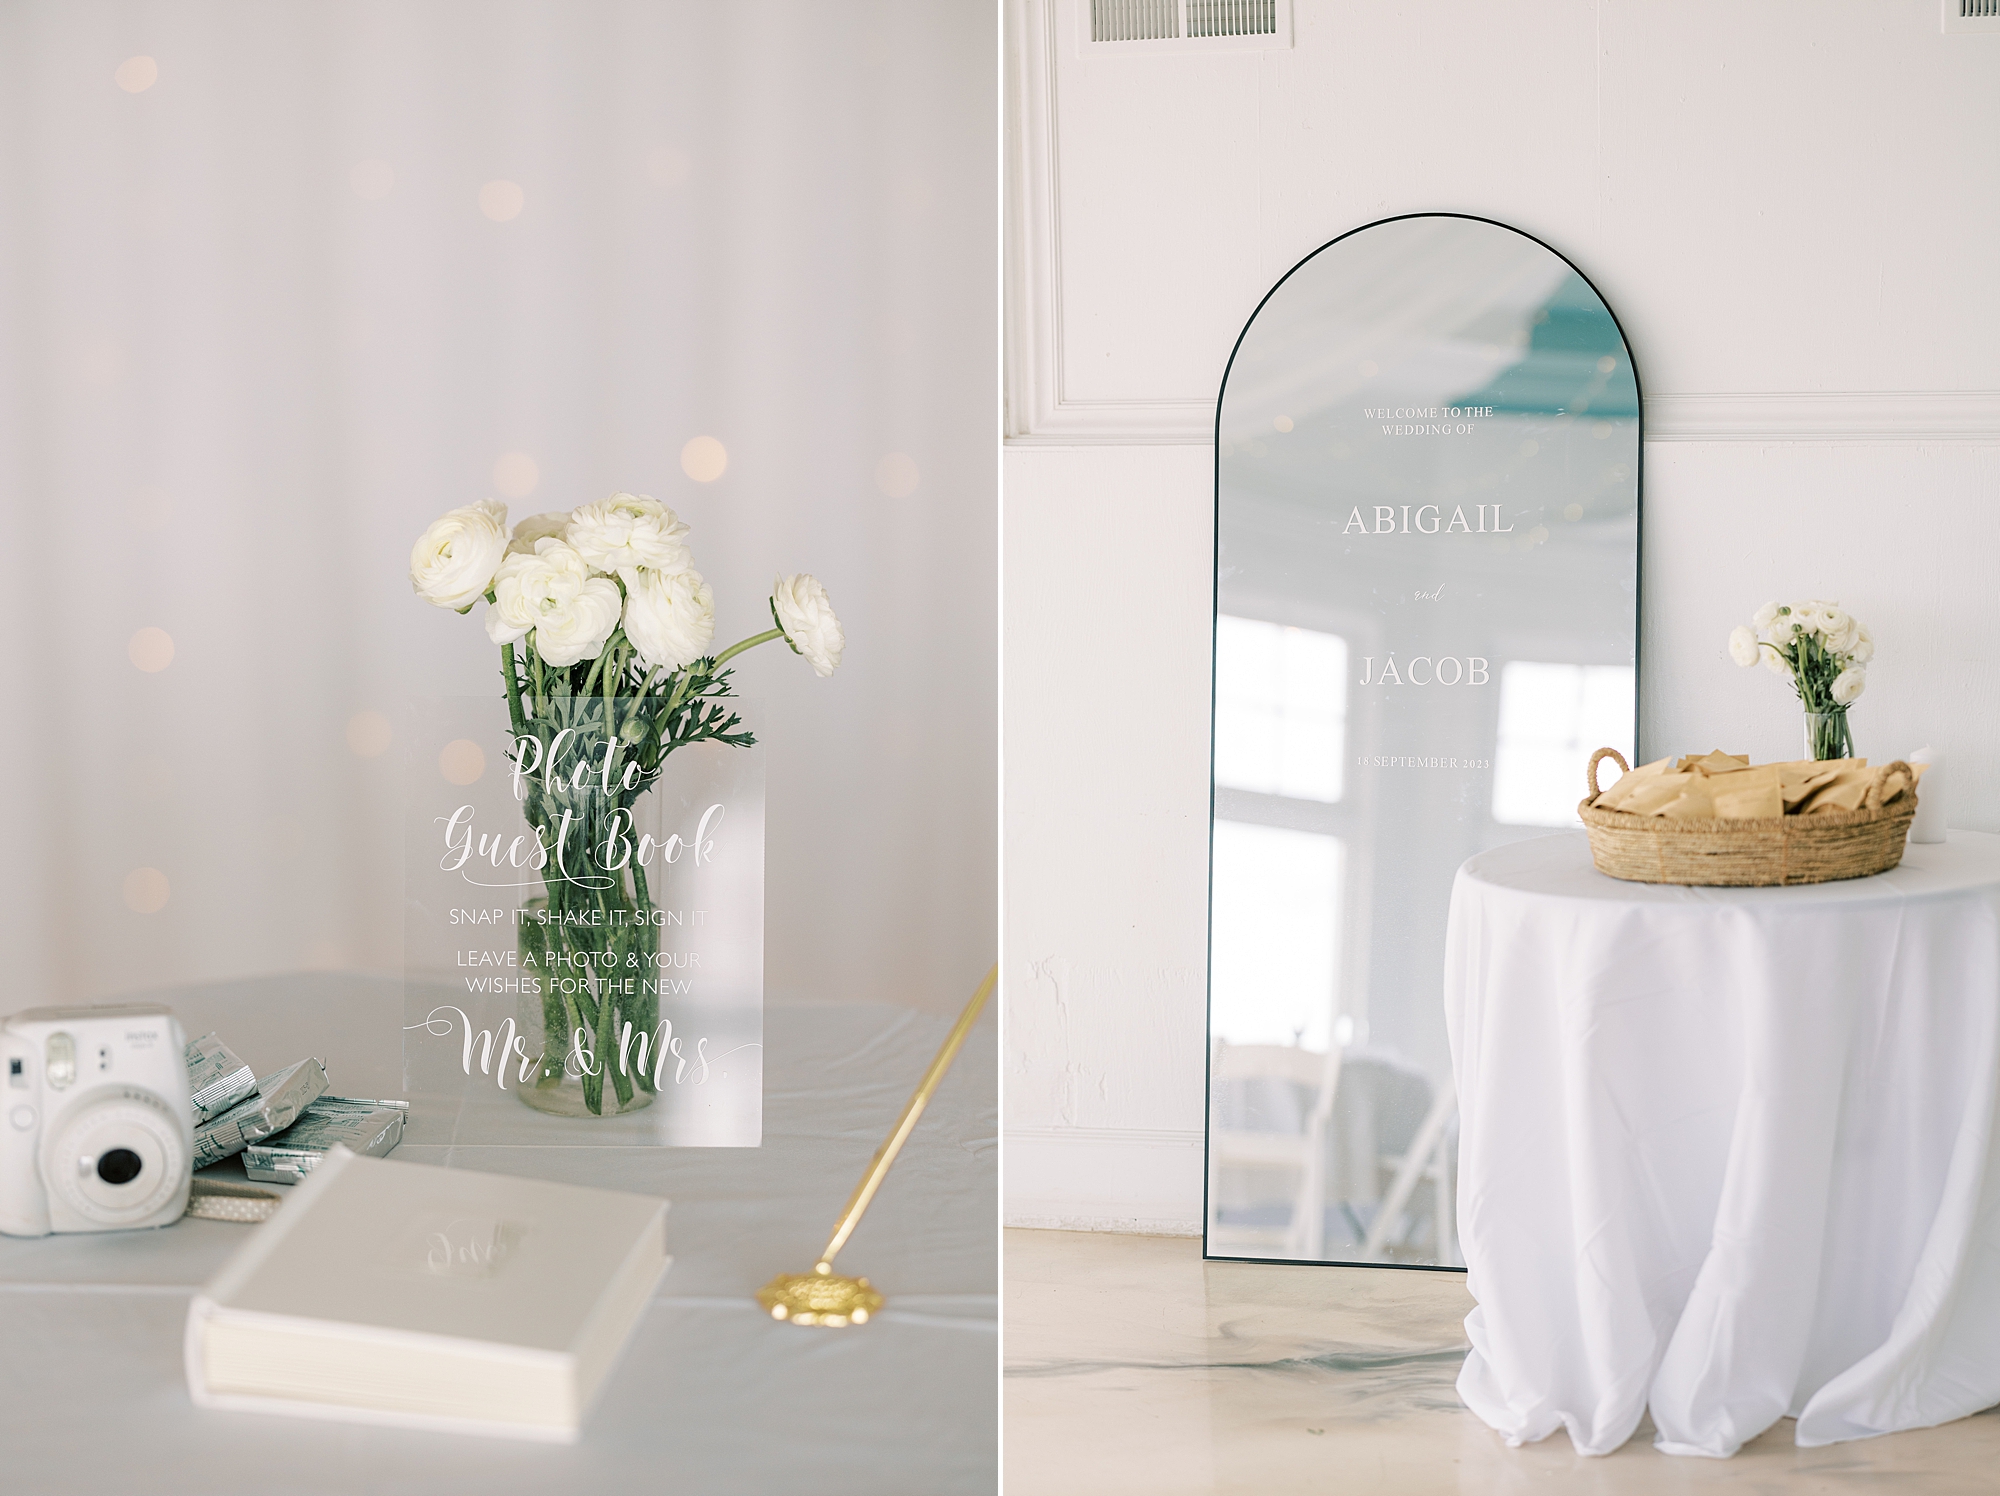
[1004,1126,1205,1235]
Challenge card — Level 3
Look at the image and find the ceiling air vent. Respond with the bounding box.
[1083,0,1292,52]
[1944,0,2000,30]
[1187,0,1278,38]
[1091,0,1178,41]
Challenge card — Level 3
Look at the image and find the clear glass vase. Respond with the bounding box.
[515,898,660,1118]
[405,691,766,1145]
[1804,708,1854,762]
[511,697,664,1119]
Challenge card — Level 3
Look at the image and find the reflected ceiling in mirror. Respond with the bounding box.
[1206,215,1640,1267]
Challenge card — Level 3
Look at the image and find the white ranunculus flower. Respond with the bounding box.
[1821,608,1860,655]
[506,510,572,557]
[1728,626,1761,668]
[566,493,692,576]
[1831,667,1867,706]
[770,573,845,678]
[1751,601,1780,629]
[1763,645,1792,678]
[1850,625,1875,665]
[410,499,509,610]
[621,567,716,672]
[485,538,622,666]
[1794,599,1843,640]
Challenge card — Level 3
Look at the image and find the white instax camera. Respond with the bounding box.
[0,1004,193,1236]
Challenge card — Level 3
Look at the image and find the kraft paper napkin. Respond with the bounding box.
[1710,766,1785,820]
[1591,757,1676,813]
[1675,750,1752,775]
[1590,754,1918,820]
[1614,773,1700,817]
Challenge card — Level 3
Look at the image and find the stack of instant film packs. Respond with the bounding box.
[182,1031,408,1184]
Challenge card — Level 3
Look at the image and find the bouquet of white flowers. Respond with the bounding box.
[1727,600,1872,761]
[410,493,843,1116]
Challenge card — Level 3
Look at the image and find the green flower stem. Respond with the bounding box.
[502,629,755,1116]
[630,858,658,1093]
[580,629,624,699]
[501,642,528,734]
[712,627,784,670]
[554,976,595,1112]
[602,643,620,763]
[623,665,663,739]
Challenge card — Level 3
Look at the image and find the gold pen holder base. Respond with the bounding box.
[757,1265,885,1327]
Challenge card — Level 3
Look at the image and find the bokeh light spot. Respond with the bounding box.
[128,627,174,672]
[303,938,345,971]
[681,436,728,483]
[123,867,170,914]
[345,710,393,758]
[874,452,920,499]
[115,56,158,94]
[646,145,690,187]
[350,159,395,200]
[492,451,540,498]
[76,339,128,387]
[439,739,486,786]
[479,179,525,221]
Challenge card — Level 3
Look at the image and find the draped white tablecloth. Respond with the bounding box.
[0,976,995,1495]
[1445,830,2000,1458]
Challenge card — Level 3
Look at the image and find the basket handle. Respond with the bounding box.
[1587,746,1630,799]
[1869,760,1915,810]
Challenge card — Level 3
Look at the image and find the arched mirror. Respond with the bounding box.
[1206,214,1641,1267]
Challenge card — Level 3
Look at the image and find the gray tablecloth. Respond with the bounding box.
[0,975,996,1494]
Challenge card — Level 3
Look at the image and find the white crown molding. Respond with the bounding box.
[1642,391,2000,442]
[1005,392,2000,447]
[1004,2,2000,448]
[1003,0,1230,446]
[1002,0,1060,443]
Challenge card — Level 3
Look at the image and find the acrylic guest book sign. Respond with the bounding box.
[1205,214,1641,1268]
[404,696,764,1147]
[402,490,845,1150]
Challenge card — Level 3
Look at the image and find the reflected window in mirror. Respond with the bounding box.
[1214,616,1348,803]
[1492,663,1636,826]
[1209,820,1343,1050]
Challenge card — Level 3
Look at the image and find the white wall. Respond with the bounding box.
[1002,0,2000,1231]
[0,1,996,1016]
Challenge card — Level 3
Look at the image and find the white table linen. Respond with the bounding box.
[1445,830,2000,1458]
[0,975,995,1494]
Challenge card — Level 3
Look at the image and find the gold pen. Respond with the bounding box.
[757,963,997,1327]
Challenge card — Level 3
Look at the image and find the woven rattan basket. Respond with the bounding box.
[1579,747,1918,887]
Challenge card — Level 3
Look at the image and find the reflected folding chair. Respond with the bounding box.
[1207,1040,1343,1257]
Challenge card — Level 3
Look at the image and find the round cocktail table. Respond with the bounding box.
[1445,830,2000,1457]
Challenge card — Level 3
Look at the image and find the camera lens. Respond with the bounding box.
[51,1094,187,1225]
[96,1148,144,1185]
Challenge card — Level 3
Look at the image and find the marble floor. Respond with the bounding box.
[1004,1228,2000,1495]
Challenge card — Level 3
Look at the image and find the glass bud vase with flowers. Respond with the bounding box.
[411,493,844,1116]
[1727,599,1872,762]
